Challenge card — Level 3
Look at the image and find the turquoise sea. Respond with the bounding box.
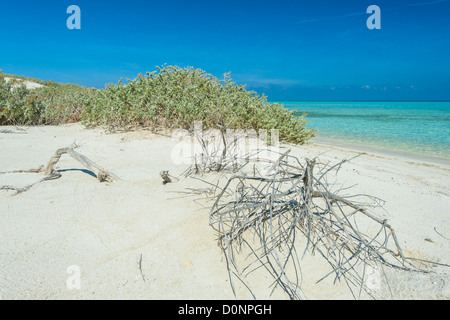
[278,101,450,162]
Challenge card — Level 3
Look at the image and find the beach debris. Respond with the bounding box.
[0,165,44,175]
[44,147,120,182]
[0,173,61,195]
[210,154,421,299]
[160,171,172,184]
[0,147,119,195]
[434,227,450,241]
[178,129,440,300]
[138,254,145,282]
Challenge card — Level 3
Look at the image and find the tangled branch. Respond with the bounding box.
[189,149,426,299]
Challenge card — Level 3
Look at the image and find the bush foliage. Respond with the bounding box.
[0,73,95,125]
[1,66,315,144]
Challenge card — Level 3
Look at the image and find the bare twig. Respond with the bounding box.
[138,254,145,282]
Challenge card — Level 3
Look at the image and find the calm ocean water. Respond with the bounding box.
[278,101,450,161]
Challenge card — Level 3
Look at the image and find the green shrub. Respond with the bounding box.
[83,65,315,144]
[32,84,96,124]
[0,72,95,125]
[0,75,36,125]
[1,66,315,144]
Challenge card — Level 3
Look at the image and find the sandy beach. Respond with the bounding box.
[0,123,449,300]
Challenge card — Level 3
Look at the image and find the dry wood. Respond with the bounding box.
[1,147,119,195]
[181,143,442,300]
[44,147,120,182]
[0,173,61,195]
[0,165,43,174]
[138,254,145,282]
[160,171,172,184]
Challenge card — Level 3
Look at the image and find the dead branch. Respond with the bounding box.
[1,147,119,195]
[1,173,61,195]
[0,166,44,174]
[138,254,145,282]
[44,147,120,182]
[160,171,172,184]
[183,147,437,300]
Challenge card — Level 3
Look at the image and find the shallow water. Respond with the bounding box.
[278,101,450,161]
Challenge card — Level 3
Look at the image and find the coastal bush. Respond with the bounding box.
[0,75,36,125]
[32,84,96,124]
[1,66,315,144]
[83,65,315,144]
[0,72,95,125]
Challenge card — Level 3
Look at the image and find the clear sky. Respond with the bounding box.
[1,0,449,100]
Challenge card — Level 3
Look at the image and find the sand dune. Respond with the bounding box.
[0,123,449,300]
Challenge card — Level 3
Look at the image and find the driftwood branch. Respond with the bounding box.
[0,173,61,195]
[0,166,43,174]
[160,171,172,184]
[1,147,119,195]
[182,142,439,300]
[44,147,120,182]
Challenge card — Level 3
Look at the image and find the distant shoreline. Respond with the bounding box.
[310,136,450,168]
[281,100,450,165]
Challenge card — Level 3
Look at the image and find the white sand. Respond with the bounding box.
[4,77,44,90]
[0,123,449,300]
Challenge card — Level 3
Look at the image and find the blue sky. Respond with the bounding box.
[1,0,449,100]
